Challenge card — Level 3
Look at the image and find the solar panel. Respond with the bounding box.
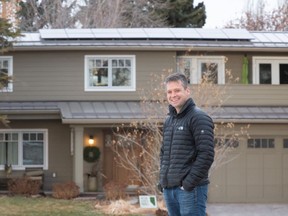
[196,28,227,39]
[221,29,253,40]
[65,29,94,38]
[170,28,201,38]
[273,33,288,43]
[91,28,121,38]
[117,28,147,38]
[143,28,175,38]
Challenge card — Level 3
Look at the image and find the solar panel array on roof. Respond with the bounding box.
[250,32,288,43]
[39,28,253,41]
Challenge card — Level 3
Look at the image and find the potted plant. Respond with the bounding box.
[83,146,101,191]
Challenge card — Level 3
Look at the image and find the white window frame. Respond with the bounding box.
[84,55,136,91]
[177,56,225,84]
[0,56,13,92]
[0,129,48,170]
[253,56,288,84]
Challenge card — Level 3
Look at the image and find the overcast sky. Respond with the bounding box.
[194,0,283,28]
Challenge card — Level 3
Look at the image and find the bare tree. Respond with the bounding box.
[76,0,168,28]
[224,0,288,31]
[111,66,249,196]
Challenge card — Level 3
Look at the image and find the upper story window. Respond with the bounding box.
[0,56,13,92]
[253,57,288,84]
[177,56,225,84]
[84,55,136,91]
[0,129,48,170]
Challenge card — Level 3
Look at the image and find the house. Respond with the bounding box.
[0,28,288,203]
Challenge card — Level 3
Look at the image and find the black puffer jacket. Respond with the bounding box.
[159,98,214,191]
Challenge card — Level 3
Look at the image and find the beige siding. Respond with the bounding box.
[2,50,288,106]
[2,51,175,101]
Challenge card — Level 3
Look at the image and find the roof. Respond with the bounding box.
[1,101,288,124]
[13,28,288,51]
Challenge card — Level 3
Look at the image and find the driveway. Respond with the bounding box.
[207,203,288,216]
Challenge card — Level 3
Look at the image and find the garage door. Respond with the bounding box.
[209,137,288,203]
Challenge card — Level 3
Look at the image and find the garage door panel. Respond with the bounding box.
[227,168,245,185]
[264,154,280,168]
[247,169,263,185]
[247,154,263,168]
[264,168,281,185]
[247,185,263,199]
[264,185,282,201]
[226,185,246,202]
[284,185,288,200]
[227,153,244,169]
[283,155,288,168]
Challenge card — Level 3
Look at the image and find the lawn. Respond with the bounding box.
[0,195,154,216]
[0,195,102,216]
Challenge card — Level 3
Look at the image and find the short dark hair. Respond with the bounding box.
[165,73,188,89]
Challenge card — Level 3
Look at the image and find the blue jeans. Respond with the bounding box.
[163,184,208,216]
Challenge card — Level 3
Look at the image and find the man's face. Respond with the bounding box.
[166,80,190,113]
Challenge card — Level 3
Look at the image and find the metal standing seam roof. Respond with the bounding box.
[13,28,288,50]
[1,102,288,124]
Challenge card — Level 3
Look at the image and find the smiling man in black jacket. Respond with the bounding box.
[159,73,215,216]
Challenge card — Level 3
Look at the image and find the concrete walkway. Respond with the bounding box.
[206,203,288,216]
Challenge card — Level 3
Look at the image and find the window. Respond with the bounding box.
[177,56,225,84]
[284,139,288,148]
[214,138,239,148]
[0,56,13,92]
[0,130,48,170]
[247,138,275,148]
[85,55,136,91]
[253,57,288,84]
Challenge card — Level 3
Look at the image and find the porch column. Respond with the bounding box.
[73,126,84,192]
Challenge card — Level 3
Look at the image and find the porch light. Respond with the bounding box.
[88,135,94,145]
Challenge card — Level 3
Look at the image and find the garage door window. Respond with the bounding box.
[247,138,275,148]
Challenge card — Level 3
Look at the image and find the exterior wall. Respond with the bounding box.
[1,50,175,101]
[0,119,72,190]
[2,50,288,106]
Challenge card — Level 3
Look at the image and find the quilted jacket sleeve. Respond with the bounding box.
[182,111,215,191]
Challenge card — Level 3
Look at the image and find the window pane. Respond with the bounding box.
[247,139,254,148]
[280,64,288,84]
[259,64,271,84]
[112,68,131,86]
[23,132,44,165]
[254,139,261,148]
[262,139,267,148]
[90,68,108,86]
[268,139,275,148]
[201,62,218,84]
[0,133,18,165]
[0,59,10,89]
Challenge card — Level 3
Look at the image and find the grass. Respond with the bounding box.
[0,195,149,216]
[0,195,104,216]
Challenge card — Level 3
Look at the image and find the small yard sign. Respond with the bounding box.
[139,195,157,208]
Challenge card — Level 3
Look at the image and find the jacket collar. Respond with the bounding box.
[168,98,195,117]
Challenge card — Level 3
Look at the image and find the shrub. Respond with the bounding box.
[8,176,41,196]
[103,181,127,200]
[52,181,80,199]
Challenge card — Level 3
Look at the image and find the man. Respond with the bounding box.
[159,73,214,216]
